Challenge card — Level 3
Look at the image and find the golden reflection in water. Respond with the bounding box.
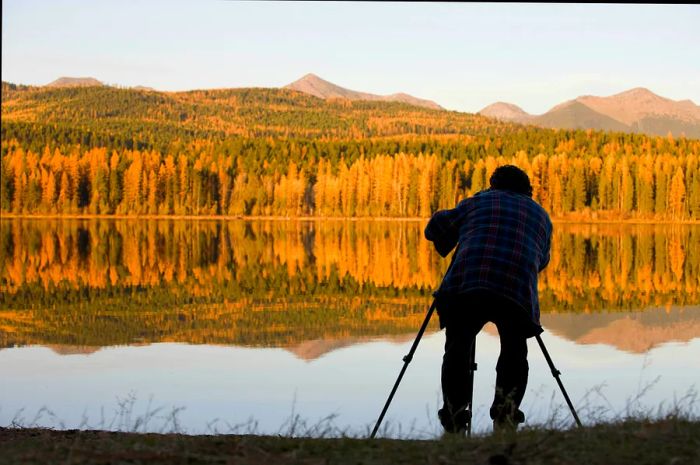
[0,219,698,350]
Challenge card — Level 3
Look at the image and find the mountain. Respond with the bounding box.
[536,100,630,132]
[576,87,700,126]
[284,73,443,110]
[45,77,104,87]
[479,87,700,138]
[43,77,156,91]
[478,102,533,124]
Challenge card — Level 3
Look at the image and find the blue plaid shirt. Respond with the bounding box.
[425,188,552,329]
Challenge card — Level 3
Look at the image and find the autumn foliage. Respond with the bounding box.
[1,220,696,347]
[1,136,699,220]
[2,85,699,220]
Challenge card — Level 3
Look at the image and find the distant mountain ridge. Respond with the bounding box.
[41,73,444,110]
[12,75,700,137]
[479,87,700,138]
[46,77,104,87]
[284,73,443,110]
[44,77,157,91]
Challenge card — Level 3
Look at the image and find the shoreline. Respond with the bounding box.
[2,213,699,225]
[1,418,698,465]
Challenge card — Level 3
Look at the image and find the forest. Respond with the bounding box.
[1,83,699,219]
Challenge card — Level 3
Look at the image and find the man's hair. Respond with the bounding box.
[489,165,533,197]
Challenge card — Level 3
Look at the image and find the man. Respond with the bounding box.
[424,165,552,434]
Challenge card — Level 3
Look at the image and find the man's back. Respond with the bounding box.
[426,166,554,435]
[425,188,552,327]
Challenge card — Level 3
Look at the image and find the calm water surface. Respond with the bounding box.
[1,219,698,437]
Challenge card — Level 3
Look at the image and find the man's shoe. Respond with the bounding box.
[438,407,470,435]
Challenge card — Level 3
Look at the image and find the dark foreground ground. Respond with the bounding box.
[1,419,699,465]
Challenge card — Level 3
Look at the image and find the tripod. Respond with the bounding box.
[370,301,582,438]
[463,337,478,437]
[535,334,583,428]
[370,301,437,439]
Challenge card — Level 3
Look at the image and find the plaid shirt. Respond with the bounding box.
[425,188,552,328]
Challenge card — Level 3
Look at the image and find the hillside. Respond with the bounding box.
[479,87,700,138]
[9,78,700,139]
[284,73,443,110]
[1,81,498,143]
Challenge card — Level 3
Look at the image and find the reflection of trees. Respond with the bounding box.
[1,220,698,309]
[1,220,699,348]
[539,224,698,311]
[0,295,434,349]
[0,220,445,299]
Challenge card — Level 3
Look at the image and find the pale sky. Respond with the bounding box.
[2,1,699,114]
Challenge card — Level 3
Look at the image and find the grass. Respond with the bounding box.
[2,418,699,465]
[2,387,699,465]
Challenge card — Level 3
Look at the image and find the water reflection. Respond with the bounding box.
[542,306,700,353]
[1,219,698,349]
[0,219,699,436]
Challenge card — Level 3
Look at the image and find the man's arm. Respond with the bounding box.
[424,201,466,257]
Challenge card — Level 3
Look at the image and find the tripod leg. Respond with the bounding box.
[370,301,437,439]
[535,334,582,428]
[465,337,477,437]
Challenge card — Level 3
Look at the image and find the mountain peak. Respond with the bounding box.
[478,102,532,123]
[291,73,326,86]
[479,86,700,137]
[576,87,700,126]
[46,77,103,88]
[285,73,350,100]
[614,87,656,98]
[299,73,322,81]
[284,73,443,110]
[480,101,529,114]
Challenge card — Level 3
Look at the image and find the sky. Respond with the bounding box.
[2,1,699,114]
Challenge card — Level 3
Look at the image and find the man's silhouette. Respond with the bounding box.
[424,165,552,434]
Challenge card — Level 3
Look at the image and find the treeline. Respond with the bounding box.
[2,134,699,219]
[2,220,697,313]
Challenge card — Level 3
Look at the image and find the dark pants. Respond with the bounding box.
[438,290,533,429]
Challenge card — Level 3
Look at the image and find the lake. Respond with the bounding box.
[1,219,698,438]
